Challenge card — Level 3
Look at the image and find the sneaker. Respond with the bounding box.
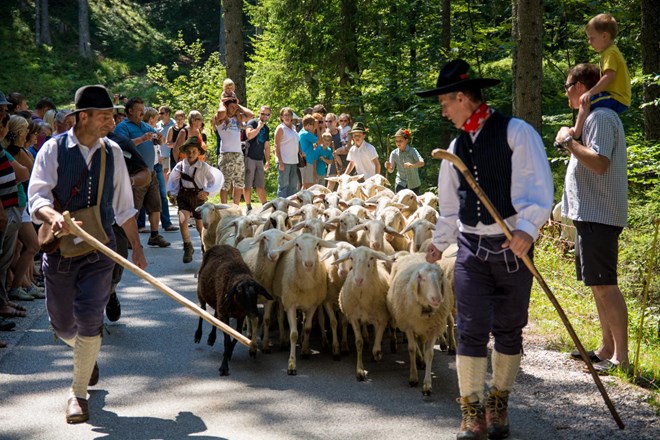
[183,242,194,263]
[8,287,34,302]
[147,234,171,247]
[25,284,46,299]
[163,225,179,232]
[485,387,510,439]
[106,291,121,322]
[457,397,487,440]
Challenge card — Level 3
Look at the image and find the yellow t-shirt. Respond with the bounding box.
[600,44,631,107]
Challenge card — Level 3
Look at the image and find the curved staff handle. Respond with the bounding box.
[431,148,625,430]
[60,211,251,348]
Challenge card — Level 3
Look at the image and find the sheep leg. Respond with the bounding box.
[208,324,217,346]
[194,301,206,344]
[340,313,350,354]
[316,306,329,351]
[249,315,259,358]
[262,300,274,354]
[406,330,419,387]
[446,314,456,355]
[286,307,299,376]
[301,306,317,359]
[371,322,386,362]
[219,318,239,376]
[323,301,340,360]
[389,324,398,354]
[351,319,366,381]
[278,300,289,351]
[422,336,436,396]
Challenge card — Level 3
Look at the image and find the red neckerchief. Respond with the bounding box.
[462,103,493,135]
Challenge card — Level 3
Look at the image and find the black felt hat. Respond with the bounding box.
[72,84,124,114]
[416,59,500,98]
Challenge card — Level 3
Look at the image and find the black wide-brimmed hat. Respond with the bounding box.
[180,136,206,155]
[72,84,124,114]
[416,59,500,98]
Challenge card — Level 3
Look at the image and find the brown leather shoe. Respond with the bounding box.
[66,397,89,424]
[88,362,99,386]
[486,387,510,439]
[457,396,487,440]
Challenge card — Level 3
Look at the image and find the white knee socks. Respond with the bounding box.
[69,334,102,399]
[490,350,522,393]
[456,355,488,403]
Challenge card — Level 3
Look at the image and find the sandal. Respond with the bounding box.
[7,302,27,312]
[0,305,26,318]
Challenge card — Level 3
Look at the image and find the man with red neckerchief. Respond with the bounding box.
[418,59,553,440]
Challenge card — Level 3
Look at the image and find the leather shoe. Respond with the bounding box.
[88,362,99,386]
[0,318,16,331]
[106,291,121,322]
[66,397,89,424]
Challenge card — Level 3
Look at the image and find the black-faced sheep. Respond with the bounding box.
[195,245,272,376]
[387,253,453,396]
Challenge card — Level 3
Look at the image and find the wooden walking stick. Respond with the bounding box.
[60,211,251,347]
[385,135,391,177]
[431,148,625,430]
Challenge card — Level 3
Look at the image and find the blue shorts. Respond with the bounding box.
[590,92,628,114]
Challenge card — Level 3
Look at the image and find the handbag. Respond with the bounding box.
[297,153,307,168]
[38,141,110,257]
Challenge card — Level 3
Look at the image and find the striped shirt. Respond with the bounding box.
[0,149,18,209]
[562,108,628,227]
[389,145,422,189]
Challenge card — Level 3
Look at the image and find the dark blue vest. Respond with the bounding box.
[52,134,115,229]
[454,111,516,227]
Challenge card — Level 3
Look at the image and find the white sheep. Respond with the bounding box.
[551,202,576,249]
[387,253,453,396]
[401,219,436,253]
[271,233,336,375]
[195,202,242,252]
[336,246,392,381]
[349,219,398,255]
[260,197,300,214]
[393,189,420,217]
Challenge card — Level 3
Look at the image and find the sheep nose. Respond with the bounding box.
[339,269,347,277]
[304,261,314,269]
[372,243,381,250]
[355,277,364,286]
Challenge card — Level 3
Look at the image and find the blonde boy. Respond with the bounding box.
[571,13,630,139]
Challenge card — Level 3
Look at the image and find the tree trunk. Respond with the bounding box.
[224,0,246,106]
[641,0,660,141]
[511,0,543,133]
[439,0,452,148]
[78,0,92,59]
[338,0,360,115]
[219,0,226,65]
[35,0,52,46]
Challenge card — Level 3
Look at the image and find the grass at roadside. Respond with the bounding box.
[528,224,660,397]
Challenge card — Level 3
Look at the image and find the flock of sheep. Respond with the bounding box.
[193,174,457,397]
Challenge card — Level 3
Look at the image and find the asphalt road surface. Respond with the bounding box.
[0,219,655,440]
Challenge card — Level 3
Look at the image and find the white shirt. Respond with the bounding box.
[215,118,242,153]
[432,117,553,252]
[167,159,219,195]
[28,128,137,227]
[347,141,379,178]
[277,123,300,164]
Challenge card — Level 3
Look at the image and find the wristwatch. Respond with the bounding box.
[561,135,573,149]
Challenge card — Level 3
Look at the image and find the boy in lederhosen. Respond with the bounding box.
[167,136,222,263]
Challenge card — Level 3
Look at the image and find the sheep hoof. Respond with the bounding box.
[409,380,419,388]
[287,368,297,376]
[447,348,456,356]
[207,336,216,346]
[422,388,432,397]
[356,371,366,382]
[372,351,382,362]
[194,337,201,344]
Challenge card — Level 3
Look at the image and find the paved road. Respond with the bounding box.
[0,217,640,440]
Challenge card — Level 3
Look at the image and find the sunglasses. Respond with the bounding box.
[564,81,577,91]
[159,112,166,115]
[260,113,271,116]
[325,120,334,123]
[338,119,347,122]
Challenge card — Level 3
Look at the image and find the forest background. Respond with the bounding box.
[1,0,659,395]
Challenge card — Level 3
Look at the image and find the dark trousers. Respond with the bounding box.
[111,223,128,288]
[454,232,533,357]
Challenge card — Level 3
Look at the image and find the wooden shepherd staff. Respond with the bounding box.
[385,135,391,177]
[431,148,625,430]
[60,211,251,347]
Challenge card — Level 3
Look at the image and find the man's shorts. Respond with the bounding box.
[300,162,315,184]
[218,152,245,191]
[573,220,623,286]
[132,171,162,214]
[244,157,265,188]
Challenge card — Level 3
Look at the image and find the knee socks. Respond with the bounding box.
[69,334,102,399]
[490,350,522,393]
[456,355,488,403]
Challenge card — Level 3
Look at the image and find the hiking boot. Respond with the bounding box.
[147,234,171,247]
[485,387,510,439]
[106,291,121,322]
[457,397,487,440]
[183,242,194,263]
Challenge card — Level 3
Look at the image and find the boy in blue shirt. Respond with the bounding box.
[313,132,335,185]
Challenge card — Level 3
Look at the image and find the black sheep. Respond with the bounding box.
[195,244,273,376]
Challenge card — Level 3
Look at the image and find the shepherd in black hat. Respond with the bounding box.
[420,60,554,440]
[27,84,147,424]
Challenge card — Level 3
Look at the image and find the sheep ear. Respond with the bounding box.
[287,199,301,209]
[260,201,273,213]
[333,251,351,265]
[318,239,337,249]
[320,249,335,262]
[255,283,273,301]
[271,239,297,254]
[223,285,238,310]
[324,222,337,231]
[288,222,306,233]
[384,226,403,237]
[374,251,393,262]
[401,223,414,234]
[348,224,366,234]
